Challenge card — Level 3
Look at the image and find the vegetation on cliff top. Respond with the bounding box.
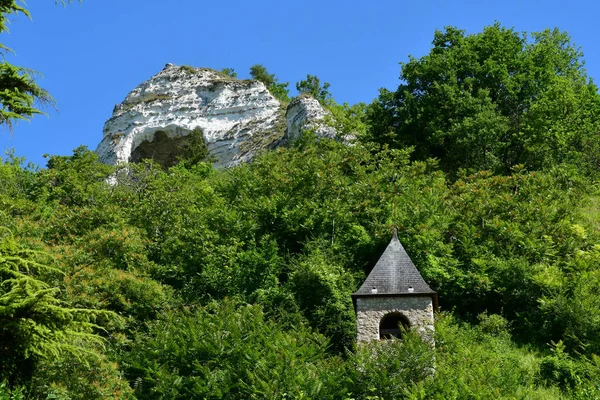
[1,6,600,397]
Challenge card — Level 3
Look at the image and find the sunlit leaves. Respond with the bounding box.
[367,23,600,175]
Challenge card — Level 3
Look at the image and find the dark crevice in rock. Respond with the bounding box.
[129,130,190,167]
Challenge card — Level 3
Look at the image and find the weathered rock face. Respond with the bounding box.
[285,96,336,143]
[96,64,334,168]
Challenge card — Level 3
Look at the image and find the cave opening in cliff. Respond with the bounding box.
[129,128,208,168]
[129,130,185,167]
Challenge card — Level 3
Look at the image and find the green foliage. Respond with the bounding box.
[125,300,347,399]
[404,314,562,399]
[2,21,600,394]
[0,1,29,38]
[537,340,600,398]
[440,167,594,345]
[249,64,290,102]
[367,23,600,174]
[249,64,275,86]
[349,330,435,399]
[296,74,331,104]
[30,353,134,400]
[289,250,356,352]
[176,127,213,168]
[0,381,24,400]
[540,341,584,390]
[40,146,114,207]
[0,134,599,397]
[0,150,38,227]
[215,134,449,267]
[179,65,196,74]
[220,67,237,78]
[580,192,600,235]
[538,253,600,356]
[0,231,112,389]
[0,63,54,130]
[325,102,368,138]
[477,312,510,337]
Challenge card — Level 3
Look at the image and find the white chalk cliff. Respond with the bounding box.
[96,64,335,168]
[285,96,336,143]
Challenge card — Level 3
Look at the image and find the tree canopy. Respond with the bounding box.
[249,64,290,102]
[2,20,600,399]
[367,23,600,174]
[296,74,332,104]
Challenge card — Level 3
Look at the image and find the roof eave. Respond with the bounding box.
[352,291,436,299]
[351,291,439,312]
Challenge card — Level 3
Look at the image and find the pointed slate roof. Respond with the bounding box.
[353,229,435,297]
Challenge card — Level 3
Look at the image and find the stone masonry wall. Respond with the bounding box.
[356,296,434,343]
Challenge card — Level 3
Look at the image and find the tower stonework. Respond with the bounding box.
[352,229,436,343]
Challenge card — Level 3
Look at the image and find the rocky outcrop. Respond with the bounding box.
[96,64,336,168]
[285,96,336,143]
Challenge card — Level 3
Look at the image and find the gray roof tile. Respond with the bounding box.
[353,229,435,296]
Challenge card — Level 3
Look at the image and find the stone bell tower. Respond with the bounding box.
[352,229,437,343]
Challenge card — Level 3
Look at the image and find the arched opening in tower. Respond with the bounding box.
[379,312,410,340]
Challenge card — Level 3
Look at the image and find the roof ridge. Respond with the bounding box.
[353,231,435,296]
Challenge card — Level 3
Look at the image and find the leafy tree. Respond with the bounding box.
[1,109,599,396]
[402,314,567,399]
[40,146,114,208]
[220,67,237,78]
[0,63,53,131]
[249,64,290,102]
[442,168,589,333]
[30,353,134,399]
[249,64,276,87]
[289,249,356,352]
[0,230,111,388]
[349,329,435,399]
[538,249,600,356]
[176,127,213,168]
[367,23,600,174]
[0,150,38,228]
[325,102,368,138]
[125,300,347,400]
[296,74,331,104]
[0,381,25,400]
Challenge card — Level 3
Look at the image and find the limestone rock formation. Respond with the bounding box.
[285,96,336,143]
[96,64,336,168]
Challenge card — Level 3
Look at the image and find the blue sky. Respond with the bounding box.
[0,0,599,167]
